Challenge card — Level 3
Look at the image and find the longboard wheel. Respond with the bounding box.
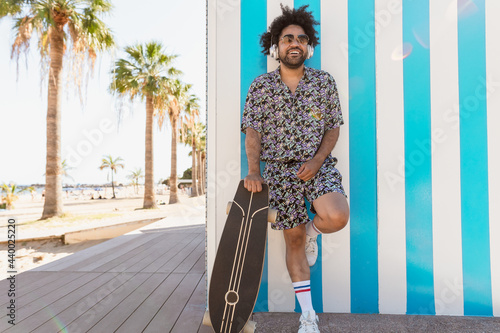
[226,201,233,215]
[268,208,278,223]
[202,310,211,327]
[243,320,257,333]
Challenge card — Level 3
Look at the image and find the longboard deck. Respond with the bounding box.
[208,180,269,333]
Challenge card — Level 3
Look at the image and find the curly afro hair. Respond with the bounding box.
[260,4,319,56]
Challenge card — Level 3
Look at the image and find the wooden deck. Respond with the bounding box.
[0,222,213,333]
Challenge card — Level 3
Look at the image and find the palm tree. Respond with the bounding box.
[1,183,34,210]
[180,94,200,197]
[99,155,124,199]
[110,42,180,209]
[1,0,114,219]
[195,124,206,195]
[180,125,197,197]
[181,122,206,196]
[157,79,190,204]
[200,150,206,194]
[127,168,144,194]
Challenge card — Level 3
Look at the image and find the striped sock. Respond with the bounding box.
[293,280,314,313]
[306,220,322,238]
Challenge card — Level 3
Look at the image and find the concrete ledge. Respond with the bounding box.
[62,218,162,244]
[0,235,63,244]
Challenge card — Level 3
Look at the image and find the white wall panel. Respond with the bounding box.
[375,0,406,314]
[430,0,464,316]
[321,0,351,313]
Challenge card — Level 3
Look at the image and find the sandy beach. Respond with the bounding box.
[0,191,205,278]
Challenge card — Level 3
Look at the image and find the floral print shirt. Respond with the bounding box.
[241,66,344,162]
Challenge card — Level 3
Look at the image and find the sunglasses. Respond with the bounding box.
[279,34,310,46]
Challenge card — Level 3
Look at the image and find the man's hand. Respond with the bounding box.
[297,158,323,181]
[244,173,265,192]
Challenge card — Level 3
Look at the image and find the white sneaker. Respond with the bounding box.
[298,310,320,333]
[305,235,318,266]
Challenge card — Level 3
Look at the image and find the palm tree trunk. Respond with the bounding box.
[143,95,157,208]
[201,152,206,194]
[111,171,115,198]
[191,138,198,197]
[197,151,203,195]
[41,25,65,219]
[169,116,179,204]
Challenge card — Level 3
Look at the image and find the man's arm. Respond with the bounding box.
[313,127,340,161]
[244,128,265,192]
[297,127,340,181]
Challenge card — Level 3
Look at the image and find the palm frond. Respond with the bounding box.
[11,15,34,73]
[0,0,25,17]
[111,41,182,127]
[3,0,115,101]
[85,0,113,14]
[99,154,124,172]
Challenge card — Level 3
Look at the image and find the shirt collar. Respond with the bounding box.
[272,65,311,85]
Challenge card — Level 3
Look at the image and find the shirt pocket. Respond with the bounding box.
[304,102,327,135]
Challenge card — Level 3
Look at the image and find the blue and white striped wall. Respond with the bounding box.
[207,0,500,316]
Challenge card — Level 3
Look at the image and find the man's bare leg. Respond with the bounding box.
[283,224,310,282]
[303,192,349,266]
[284,224,316,319]
[312,192,349,233]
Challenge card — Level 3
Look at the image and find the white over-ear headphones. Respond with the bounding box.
[268,42,314,60]
[306,44,314,59]
[269,44,279,59]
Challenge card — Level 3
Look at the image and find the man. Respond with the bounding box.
[241,5,349,333]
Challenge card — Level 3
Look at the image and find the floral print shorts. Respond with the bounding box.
[263,155,346,230]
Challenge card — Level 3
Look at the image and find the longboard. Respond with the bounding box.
[204,180,276,333]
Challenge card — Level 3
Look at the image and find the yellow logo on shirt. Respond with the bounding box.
[309,107,323,121]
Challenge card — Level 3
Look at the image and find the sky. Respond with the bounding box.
[0,0,206,186]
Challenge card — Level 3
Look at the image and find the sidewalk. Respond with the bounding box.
[252,312,500,332]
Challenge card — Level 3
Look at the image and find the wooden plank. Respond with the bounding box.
[34,271,145,333]
[91,231,173,272]
[118,235,188,272]
[109,231,184,273]
[64,232,163,272]
[143,224,205,235]
[7,272,132,333]
[171,273,207,333]
[0,272,101,332]
[114,273,185,333]
[0,272,85,323]
[143,273,203,332]
[33,233,144,272]
[189,250,206,275]
[154,233,205,274]
[0,270,51,290]
[121,236,183,273]
[61,272,151,332]
[141,232,202,273]
[0,271,79,307]
[86,272,168,332]
[174,241,205,274]
[76,232,166,272]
